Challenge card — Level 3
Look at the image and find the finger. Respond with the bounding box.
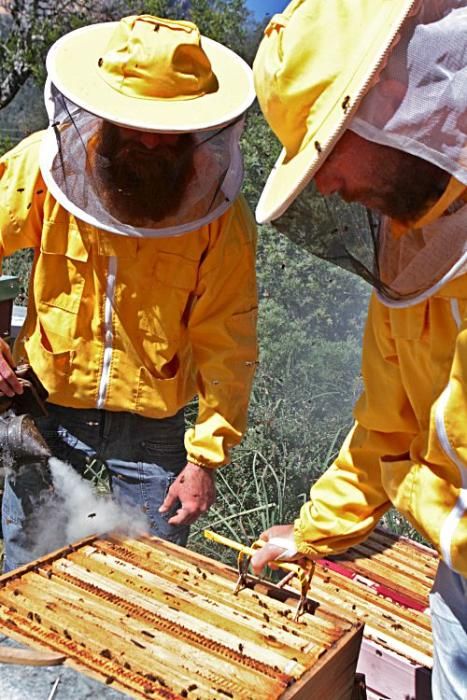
[167,507,199,526]
[251,544,286,575]
[158,487,179,513]
[0,360,22,396]
[0,338,14,365]
[172,499,202,520]
[198,501,213,515]
[258,526,283,543]
[0,375,20,398]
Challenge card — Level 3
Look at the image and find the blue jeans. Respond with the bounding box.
[430,561,467,700]
[2,404,189,572]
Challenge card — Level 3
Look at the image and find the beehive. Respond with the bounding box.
[288,529,436,700]
[0,534,363,700]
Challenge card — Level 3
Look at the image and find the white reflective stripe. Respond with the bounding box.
[97,256,117,410]
[450,298,462,330]
[434,299,467,568]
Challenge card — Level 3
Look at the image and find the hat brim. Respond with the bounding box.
[255,108,351,224]
[46,22,255,132]
[255,0,420,224]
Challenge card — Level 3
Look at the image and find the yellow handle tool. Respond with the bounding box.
[203,529,315,621]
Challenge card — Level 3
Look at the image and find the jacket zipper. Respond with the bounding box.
[97,256,117,409]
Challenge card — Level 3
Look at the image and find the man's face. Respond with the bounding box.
[94,122,195,225]
[314,131,450,223]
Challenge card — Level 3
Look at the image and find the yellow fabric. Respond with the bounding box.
[99,15,219,101]
[294,188,467,576]
[253,0,420,223]
[0,132,258,468]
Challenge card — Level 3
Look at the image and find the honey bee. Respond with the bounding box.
[342,95,351,113]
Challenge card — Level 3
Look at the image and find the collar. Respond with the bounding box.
[390,176,467,239]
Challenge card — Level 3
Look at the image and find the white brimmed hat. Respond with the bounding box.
[253,0,422,223]
[46,14,255,132]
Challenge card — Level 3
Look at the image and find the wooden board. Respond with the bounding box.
[0,534,363,700]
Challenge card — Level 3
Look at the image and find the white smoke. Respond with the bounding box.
[25,458,150,560]
[48,457,150,541]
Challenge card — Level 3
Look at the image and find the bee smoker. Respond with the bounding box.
[0,364,51,468]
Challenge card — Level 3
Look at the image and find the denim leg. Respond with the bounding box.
[2,407,98,573]
[2,462,57,573]
[108,460,189,546]
[102,410,189,547]
[429,561,467,700]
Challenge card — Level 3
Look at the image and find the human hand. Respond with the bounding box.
[251,523,301,575]
[159,461,216,526]
[0,338,23,398]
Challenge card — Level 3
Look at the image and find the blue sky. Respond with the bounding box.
[246,0,287,19]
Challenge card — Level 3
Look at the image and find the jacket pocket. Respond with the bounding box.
[139,252,199,343]
[26,334,72,396]
[35,223,89,348]
[389,303,427,341]
[135,366,184,416]
[155,251,199,291]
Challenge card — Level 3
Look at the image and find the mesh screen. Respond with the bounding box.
[351,1,467,186]
[271,180,384,291]
[272,179,467,306]
[40,81,245,237]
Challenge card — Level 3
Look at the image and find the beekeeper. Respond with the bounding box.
[249,1,467,697]
[0,15,258,572]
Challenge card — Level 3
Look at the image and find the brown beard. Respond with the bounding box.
[341,148,451,224]
[93,123,195,226]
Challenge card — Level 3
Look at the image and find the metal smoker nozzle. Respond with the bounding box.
[0,414,51,466]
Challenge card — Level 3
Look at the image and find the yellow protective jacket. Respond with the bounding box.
[295,185,467,577]
[0,132,258,468]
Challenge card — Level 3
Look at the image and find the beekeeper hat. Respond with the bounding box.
[253,0,421,223]
[46,14,255,132]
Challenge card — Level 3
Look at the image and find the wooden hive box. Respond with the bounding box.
[287,529,437,700]
[0,534,363,699]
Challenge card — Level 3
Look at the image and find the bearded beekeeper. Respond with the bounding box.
[0,15,258,573]
[249,1,467,697]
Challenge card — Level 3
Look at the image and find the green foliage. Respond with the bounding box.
[188,0,252,60]
[0,133,13,157]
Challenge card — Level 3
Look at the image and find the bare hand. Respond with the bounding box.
[251,523,299,575]
[159,462,216,526]
[0,338,22,398]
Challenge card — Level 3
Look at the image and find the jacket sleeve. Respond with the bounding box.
[0,133,45,263]
[294,293,420,558]
[184,195,258,468]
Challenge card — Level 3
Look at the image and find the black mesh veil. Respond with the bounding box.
[40,80,245,238]
[272,177,467,307]
[270,180,386,292]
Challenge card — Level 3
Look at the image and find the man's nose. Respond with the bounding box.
[139,132,163,149]
[314,165,343,196]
